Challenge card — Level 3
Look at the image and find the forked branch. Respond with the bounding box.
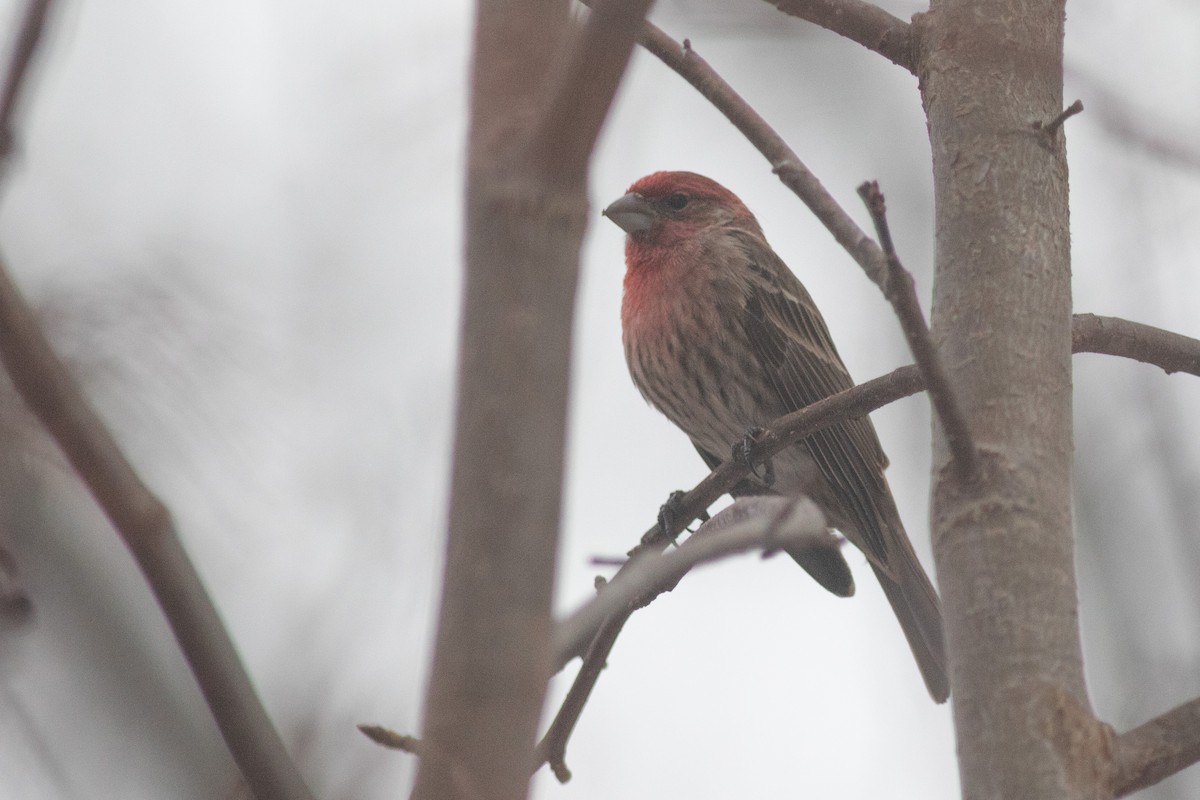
[540,497,832,780]
[767,0,914,71]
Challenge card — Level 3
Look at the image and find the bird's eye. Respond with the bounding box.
[666,193,689,210]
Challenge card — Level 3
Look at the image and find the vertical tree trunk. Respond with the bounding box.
[916,2,1106,797]
[411,2,584,799]
[412,0,649,795]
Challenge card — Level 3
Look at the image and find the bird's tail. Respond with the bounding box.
[870,544,949,703]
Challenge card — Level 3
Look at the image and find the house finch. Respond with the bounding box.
[603,171,948,702]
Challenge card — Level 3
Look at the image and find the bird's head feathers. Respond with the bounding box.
[603,171,761,249]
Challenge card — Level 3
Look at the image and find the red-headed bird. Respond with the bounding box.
[603,171,948,702]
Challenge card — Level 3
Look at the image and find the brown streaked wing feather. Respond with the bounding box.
[732,231,894,566]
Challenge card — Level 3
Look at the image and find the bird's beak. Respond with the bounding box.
[602,192,656,235]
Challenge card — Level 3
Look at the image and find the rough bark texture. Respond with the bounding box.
[410,3,581,800]
[915,2,1095,798]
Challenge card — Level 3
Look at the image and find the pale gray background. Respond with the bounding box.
[0,0,1197,797]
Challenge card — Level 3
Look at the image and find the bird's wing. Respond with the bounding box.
[692,439,856,598]
[729,230,895,566]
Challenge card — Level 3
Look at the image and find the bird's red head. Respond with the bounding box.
[606,172,763,336]
[603,171,757,251]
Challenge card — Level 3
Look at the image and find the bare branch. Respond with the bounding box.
[1073,314,1200,377]
[0,542,32,622]
[530,0,654,179]
[414,3,650,798]
[0,256,316,800]
[857,180,978,481]
[551,364,924,673]
[1033,98,1084,136]
[1113,697,1200,797]
[634,362,925,557]
[541,498,832,780]
[0,0,54,173]
[537,602,628,784]
[358,724,424,755]
[554,497,830,668]
[622,20,891,287]
[768,0,914,71]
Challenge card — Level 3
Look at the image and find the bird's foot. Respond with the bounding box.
[734,426,775,488]
[657,490,709,544]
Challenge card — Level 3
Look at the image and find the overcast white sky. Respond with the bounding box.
[0,1,1198,798]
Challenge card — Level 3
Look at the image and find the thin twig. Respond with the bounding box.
[768,0,914,72]
[0,542,32,622]
[555,363,925,672]
[0,0,54,173]
[540,498,831,780]
[621,19,892,288]
[0,252,316,800]
[551,312,1200,660]
[555,497,830,667]
[1035,99,1085,135]
[1113,697,1200,797]
[629,363,926,559]
[358,725,424,755]
[857,180,978,481]
[537,606,628,783]
[1073,314,1200,377]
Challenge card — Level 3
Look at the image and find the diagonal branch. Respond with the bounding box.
[556,362,925,671]
[1113,697,1200,797]
[0,3,314,797]
[767,0,914,72]
[530,0,654,179]
[626,22,891,288]
[539,497,832,780]
[555,497,831,671]
[0,0,54,171]
[0,252,316,800]
[858,180,977,480]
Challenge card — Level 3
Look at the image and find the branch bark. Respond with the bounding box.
[0,0,54,171]
[539,497,831,780]
[411,2,650,799]
[858,180,978,481]
[916,3,1084,798]
[0,256,316,800]
[619,19,891,289]
[767,0,914,72]
[1113,697,1200,797]
[1073,313,1200,377]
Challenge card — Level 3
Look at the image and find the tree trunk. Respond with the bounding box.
[916,2,1107,797]
[410,3,582,799]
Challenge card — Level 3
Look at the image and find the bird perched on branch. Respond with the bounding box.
[603,171,948,702]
